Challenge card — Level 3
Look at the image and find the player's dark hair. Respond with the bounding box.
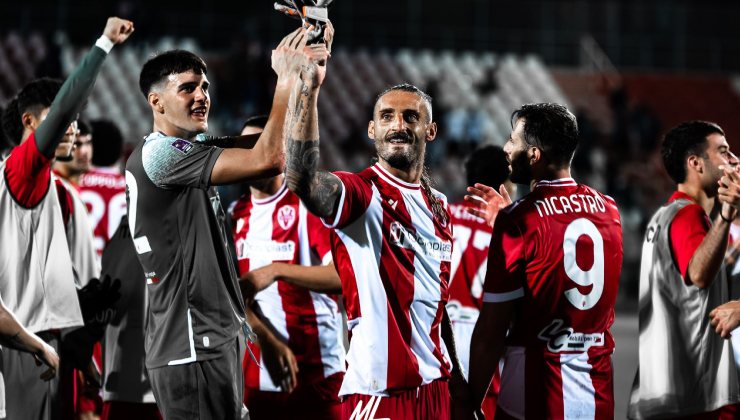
[139,50,207,98]
[374,83,446,225]
[510,103,579,167]
[241,115,268,131]
[465,145,510,188]
[1,78,62,145]
[77,118,92,136]
[661,120,724,184]
[90,119,124,167]
[375,83,433,121]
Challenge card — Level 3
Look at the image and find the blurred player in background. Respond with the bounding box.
[468,103,623,419]
[448,144,513,419]
[0,17,133,420]
[78,119,127,257]
[230,115,344,420]
[99,216,161,420]
[630,121,740,419]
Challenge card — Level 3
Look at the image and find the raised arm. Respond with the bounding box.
[210,28,308,185]
[686,166,740,288]
[35,17,133,158]
[284,26,341,219]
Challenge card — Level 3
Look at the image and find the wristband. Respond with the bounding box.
[94,36,114,54]
[721,212,736,223]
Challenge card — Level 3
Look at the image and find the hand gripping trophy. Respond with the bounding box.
[274,0,333,43]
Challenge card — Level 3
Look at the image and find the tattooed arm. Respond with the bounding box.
[284,42,341,219]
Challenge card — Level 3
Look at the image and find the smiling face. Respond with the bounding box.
[368,90,436,171]
[149,71,210,139]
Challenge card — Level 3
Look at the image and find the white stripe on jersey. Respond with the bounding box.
[483,288,524,303]
[298,203,344,380]
[167,308,196,365]
[561,352,596,419]
[337,183,389,396]
[408,191,446,381]
[247,198,289,391]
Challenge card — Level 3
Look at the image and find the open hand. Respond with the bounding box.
[272,28,310,83]
[464,183,513,228]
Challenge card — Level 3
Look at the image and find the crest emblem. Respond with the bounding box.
[277,205,296,230]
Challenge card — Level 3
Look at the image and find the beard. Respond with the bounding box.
[375,131,420,171]
[509,150,532,185]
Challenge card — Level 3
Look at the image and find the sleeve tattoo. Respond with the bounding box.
[285,139,341,218]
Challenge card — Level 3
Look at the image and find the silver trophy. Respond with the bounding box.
[274,0,333,44]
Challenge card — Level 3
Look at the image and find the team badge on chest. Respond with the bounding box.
[277,205,296,230]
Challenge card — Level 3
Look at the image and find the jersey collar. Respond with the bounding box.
[533,178,577,189]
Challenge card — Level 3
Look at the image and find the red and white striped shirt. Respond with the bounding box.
[484,178,622,419]
[230,183,345,393]
[324,164,453,397]
[78,167,127,256]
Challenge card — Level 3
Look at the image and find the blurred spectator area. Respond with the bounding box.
[5,30,740,300]
[0,33,47,105]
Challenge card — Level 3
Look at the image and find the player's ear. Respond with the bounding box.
[687,154,702,174]
[529,146,542,165]
[21,111,36,131]
[425,121,437,142]
[148,92,164,114]
[368,120,375,140]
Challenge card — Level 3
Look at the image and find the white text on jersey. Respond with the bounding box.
[534,193,607,218]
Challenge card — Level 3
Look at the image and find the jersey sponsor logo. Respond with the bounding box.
[389,221,452,262]
[170,139,194,154]
[348,396,389,420]
[277,205,296,230]
[387,198,398,211]
[235,238,295,261]
[538,319,605,353]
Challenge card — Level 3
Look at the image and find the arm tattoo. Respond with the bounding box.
[286,138,342,218]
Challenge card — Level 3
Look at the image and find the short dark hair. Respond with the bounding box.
[77,118,92,136]
[374,83,433,120]
[90,119,124,167]
[510,103,579,167]
[241,115,268,131]
[661,120,724,184]
[139,50,207,98]
[1,78,62,145]
[465,144,510,188]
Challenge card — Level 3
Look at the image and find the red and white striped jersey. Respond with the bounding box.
[484,178,622,419]
[325,164,453,397]
[78,167,127,256]
[230,183,345,393]
[447,201,493,376]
